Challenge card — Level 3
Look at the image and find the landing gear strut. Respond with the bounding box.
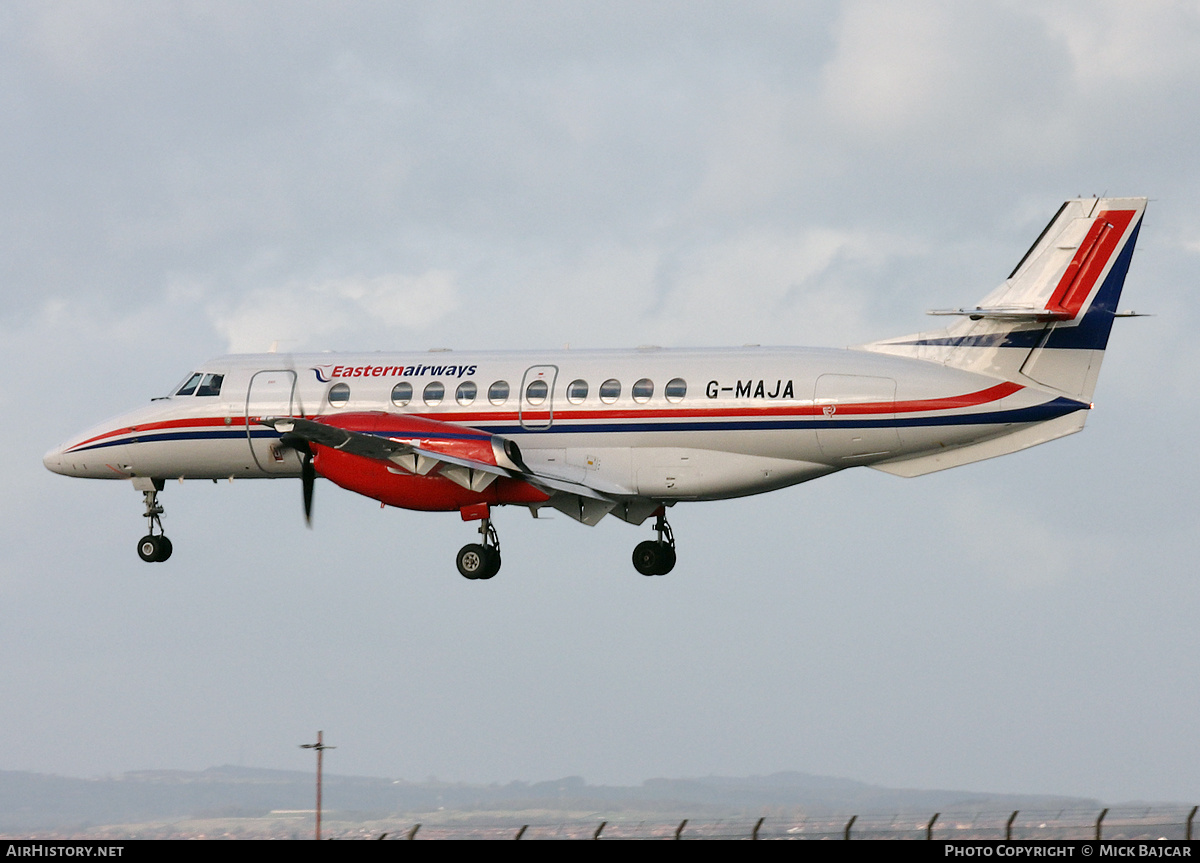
[632,509,675,576]
[135,483,172,563]
[457,515,501,580]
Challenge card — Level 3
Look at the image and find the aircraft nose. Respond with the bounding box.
[43,444,68,475]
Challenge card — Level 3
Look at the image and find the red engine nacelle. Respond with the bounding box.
[308,412,548,512]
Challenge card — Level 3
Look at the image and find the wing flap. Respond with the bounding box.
[524,473,614,501]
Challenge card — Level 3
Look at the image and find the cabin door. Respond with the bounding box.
[246,369,302,474]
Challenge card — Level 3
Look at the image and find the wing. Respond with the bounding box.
[262,413,616,507]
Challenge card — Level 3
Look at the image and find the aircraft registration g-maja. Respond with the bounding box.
[45,197,1146,579]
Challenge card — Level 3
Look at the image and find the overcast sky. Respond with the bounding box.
[4,1,1199,806]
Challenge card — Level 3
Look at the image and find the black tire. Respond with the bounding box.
[632,540,661,576]
[156,536,173,562]
[477,548,501,580]
[654,543,676,575]
[137,535,161,563]
[457,543,491,579]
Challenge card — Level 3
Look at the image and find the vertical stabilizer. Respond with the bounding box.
[863,197,1146,401]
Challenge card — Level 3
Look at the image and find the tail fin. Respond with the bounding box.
[864,197,1147,401]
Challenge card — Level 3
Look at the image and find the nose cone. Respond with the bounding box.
[44,423,134,479]
[47,400,181,479]
[43,443,69,475]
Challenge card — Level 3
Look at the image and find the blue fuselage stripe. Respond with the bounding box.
[69,399,1086,451]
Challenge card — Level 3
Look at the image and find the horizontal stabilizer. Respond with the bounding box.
[864,197,1147,402]
[926,306,1073,322]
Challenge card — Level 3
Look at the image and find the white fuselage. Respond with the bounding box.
[44,345,1084,504]
[38,197,1140,574]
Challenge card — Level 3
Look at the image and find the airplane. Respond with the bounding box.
[44,196,1147,579]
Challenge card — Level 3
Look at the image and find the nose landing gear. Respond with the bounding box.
[135,480,172,563]
[632,508,675,576]
[456,512,501,580]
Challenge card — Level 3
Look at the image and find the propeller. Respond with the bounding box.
[301,450,316,526]
[281,432,315,527]
[248,351,318,527]
[274,352,314,527]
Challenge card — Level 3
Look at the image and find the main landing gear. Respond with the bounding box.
[135,483,172,563]
[457,514,501,580]
[632,509,675,576]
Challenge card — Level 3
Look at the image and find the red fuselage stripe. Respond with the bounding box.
[72,381,1024,447]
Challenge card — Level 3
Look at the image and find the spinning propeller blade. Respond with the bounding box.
[302,451,315,526]
[280,431,315,527]
[272,353,314,527]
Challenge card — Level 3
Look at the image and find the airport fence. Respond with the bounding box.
[357,805,1199,840]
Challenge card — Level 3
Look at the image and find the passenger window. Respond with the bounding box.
[566,379,588,404]
[525,379,549,405]
[599,379,621,404]
[456,381,477,405]
[665,378,687,402]
[328,383,350,407]
[632,378,653,403]
[488,381,510,405]
[391,381,413,407]
[176,373,202,396]
[423,381,445,406]
[196,373,224,397]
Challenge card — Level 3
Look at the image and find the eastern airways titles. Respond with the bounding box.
[314,363,479,382]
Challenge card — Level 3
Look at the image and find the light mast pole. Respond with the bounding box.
[300,730,335,840]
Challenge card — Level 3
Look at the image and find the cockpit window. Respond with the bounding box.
[195,373,224,397]
[173,371,224,397]
[175,373,203,396]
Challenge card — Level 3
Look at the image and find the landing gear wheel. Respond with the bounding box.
[137,535,171,563]
[458,512,502,580]
[655,543,676,575]
[633,508,677,576]
[138,535,158,563]
[457,543,493,579]
[633,540,664,576]
[478,548,500,580]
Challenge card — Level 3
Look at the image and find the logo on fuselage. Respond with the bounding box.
[311,363,479,382]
